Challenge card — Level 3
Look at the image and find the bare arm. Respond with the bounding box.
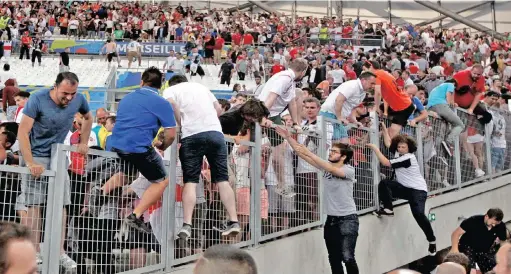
[450,227,466,253]
[468,92,482,113]
[381,122,391,148]
[264,91,279,111]
[161,127,176,151]
[367,144,391,166]
[166,98,182,127]
[411,109,428,124]
[18,115,35,165]
[334,93,346,121]
[287,97,300,125]
[79,112,93,146]
[374,85,382,112]
[213,101,223,117]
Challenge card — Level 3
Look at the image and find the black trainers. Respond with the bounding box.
[428,242,437,256]
[214,221,242,237]
[123,213,151,234]
[178,223,192,240]
[373,208,395,218]
[441,141,453,157]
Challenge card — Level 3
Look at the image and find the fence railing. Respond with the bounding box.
[3,104,511,273]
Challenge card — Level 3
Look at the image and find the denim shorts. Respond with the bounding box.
[491,147,505,170]
[179,131,229,184]
[320,111,348,140]
[113,147,167,183]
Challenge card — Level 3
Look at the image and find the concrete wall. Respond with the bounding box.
[196,1,511,33]
[168,173,511,274]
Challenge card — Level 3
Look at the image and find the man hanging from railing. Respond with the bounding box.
[367,125,437,257]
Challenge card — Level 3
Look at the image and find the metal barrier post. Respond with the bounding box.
[164,141,178,271]
[47,144,67,274]
[319,115,327,224]
[485,122,493,177]
[454,109,463,189]
[370,112,381,210]
[416,124,425,176]
[251,123,262,246]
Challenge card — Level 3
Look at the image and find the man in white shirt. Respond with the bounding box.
[328,62,346,89]
[320,71,377,144]
[126,38,142,69]
[257,58,308,196]
[163,74,240,239]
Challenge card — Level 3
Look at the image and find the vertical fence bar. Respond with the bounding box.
[164,141,178,270]
[318,116,327,224]
[485,122,493,177]
[370,112,380,210]
[454,109,463,189]
[416,124,425,176]
[47,144,67,274]
[252,123,262,245]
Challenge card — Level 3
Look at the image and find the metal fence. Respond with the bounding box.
[4,104,511,273]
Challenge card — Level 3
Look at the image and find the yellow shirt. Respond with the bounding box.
[97,126,109,149]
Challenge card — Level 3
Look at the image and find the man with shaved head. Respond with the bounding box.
[436,262,466,274]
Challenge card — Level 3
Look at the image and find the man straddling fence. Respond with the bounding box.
[319,71,377,144]
[163,74,240,239]
[18,72,92,270]
[104,67,177,233]
[426,79,465,157]
[367,126,437,257]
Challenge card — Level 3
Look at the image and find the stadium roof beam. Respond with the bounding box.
[226,1,268,12]
[415,1,490,27]
[414,0,506,40]
[247,0,283,17]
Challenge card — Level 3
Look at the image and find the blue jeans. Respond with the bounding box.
[179,131,229,184]
[324,214,359,274]
[491,147,505,171]
[320,111,348,140]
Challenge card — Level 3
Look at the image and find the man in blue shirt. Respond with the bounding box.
[104,67,177,233]
[18,72,92,270]
[427,79,465,157]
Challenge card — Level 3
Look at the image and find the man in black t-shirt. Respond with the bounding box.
[218,59,234,87]
[59,47,70,73]
[450,208,509,273]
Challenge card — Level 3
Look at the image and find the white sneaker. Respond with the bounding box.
[442,179,450,187]
[36,252,43,265]
[475,168,485,178]
[59,253,77,270]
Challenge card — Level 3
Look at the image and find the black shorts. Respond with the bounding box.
[390,103,415,127]
[179,131,229,184]
[107,52,117,62]
[112,147,167,183]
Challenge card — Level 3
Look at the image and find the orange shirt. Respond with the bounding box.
[374,69,411,111]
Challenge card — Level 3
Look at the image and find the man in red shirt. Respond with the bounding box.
[453,64,492,124]
[214,35,225,65]
[20,31,31,60]
[270,59,285,76]
[453,64,485,114]
[231,31,242,46]
[242,32,254,46]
